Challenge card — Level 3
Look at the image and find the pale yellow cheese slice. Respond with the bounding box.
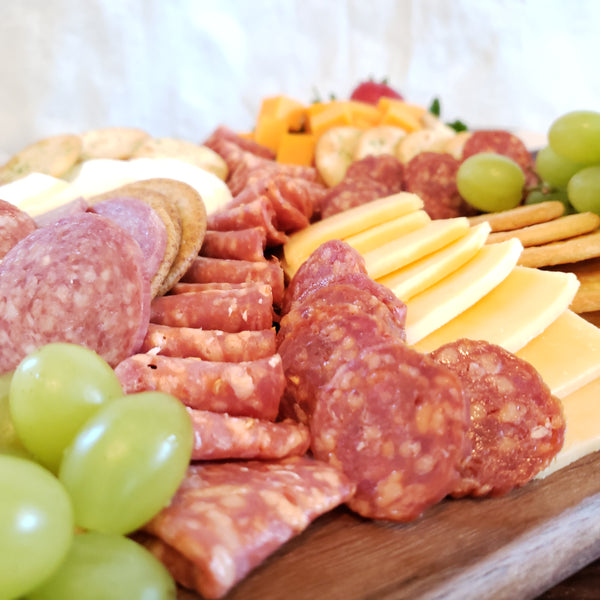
[0,173,70,216]
[282,192,423,276]
[516,310,600,399]
[414,266,579,355]
[536,376,600,479]
[343,210,431,255]
[363,217,470,280]
[405,238,522,345]
[378,222,491,302]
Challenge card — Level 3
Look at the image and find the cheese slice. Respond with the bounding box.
[0,173,70,216]
[343,210,430,255]
[405,238,522,345]
[414,266,579,354]
[363,217,470,280]
[378,222,491,302]
[536,376,600,479]
[282,192,423,276]
[516,310,600,399]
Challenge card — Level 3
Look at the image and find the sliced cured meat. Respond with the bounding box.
[206,197,287,246]
[430,338,566,498]
[186,408,310,461]
[461,129,539,188]
[320,177,390,219]
[282,239,368,314]
[140,323,276,362]
[170,281,259,293]
[204,125,275,162]
[115,353,285,420]
[0,199,36,260]
[404,151,476,219]
[34,196,88,227]
[277,305,401,423]
[200,228,266,261]
[150,285,274,332]
[89,196,168,285]
[141,456,355,599]
[0,213,150,372]
[182,256,285,306]
[311,341,469,522]
[345,154,405,193]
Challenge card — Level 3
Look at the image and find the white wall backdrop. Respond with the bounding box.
[1,0,599,160]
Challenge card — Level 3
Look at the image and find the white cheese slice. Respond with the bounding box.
[378,222,491,302]
[536,376,600,479]
[363,217,471,280]
[343,210,431,255]
[0,173,70,215]
[414,266,579,355]
[282,192,423,276]
[405,238,522,345]
[516,309,600,399]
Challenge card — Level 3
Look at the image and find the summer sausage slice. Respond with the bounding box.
[141,456,355,599]
[0,199,36,260]
[115,353,285,421]
[430,338,565,497]
[0,212,150,373]
[311,340,469,521]
[186,408,310,461]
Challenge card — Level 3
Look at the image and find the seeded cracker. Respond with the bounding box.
[79,127,151,160]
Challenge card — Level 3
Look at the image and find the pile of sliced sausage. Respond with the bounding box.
[0,125,564,599]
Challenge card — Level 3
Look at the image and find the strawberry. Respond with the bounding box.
[349,78,404,104]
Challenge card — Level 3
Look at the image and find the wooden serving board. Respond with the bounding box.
[177,450,600,600]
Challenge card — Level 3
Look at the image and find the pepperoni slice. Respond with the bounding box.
[0,199,36,260]
[200,228,267,261]
[430,338,566,497]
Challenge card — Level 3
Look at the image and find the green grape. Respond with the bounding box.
[59,391,193,534]
[0,371,31,458]
[456,152,525,212]
[567,165,600,215]
[548,110,600,163]
[10,343,123,473]
[0,455,74,599]
[535,145,586,188]
[27,531,175,599]
[525,188,575,214]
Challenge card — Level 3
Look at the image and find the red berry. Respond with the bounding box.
[349,79,403,104]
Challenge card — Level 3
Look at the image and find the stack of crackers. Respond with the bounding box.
[470,201,600,314]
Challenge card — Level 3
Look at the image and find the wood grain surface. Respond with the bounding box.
[176,450,600,600]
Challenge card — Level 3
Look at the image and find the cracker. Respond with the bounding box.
[131,137,228,181]
[0,134,82,184]
[79,127,151,160]
[487,212,600,247]
[547,257,600,313]
[88,185,182,298]
[468,201,565,232]
[123,178,207,296]
[518,231,600,268]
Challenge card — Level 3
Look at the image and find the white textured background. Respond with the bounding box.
[1,0,599,161]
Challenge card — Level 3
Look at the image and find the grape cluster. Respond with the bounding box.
[0,343,192,599]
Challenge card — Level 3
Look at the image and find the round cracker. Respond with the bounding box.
[468,201,565,232]
[132,137,228,181]
[0,134,82,184]
[486,212,600,247]
[547,257,600,313]
[121,178,207,295]
[88,185,182,297]
[79,127,151,160]
[518,230,600,268]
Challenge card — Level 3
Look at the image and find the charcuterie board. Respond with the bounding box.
[176,449,600,600]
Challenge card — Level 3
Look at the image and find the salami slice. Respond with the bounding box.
[204,125,275,162]
[170,281,258,294]
[140,324,276,362]
[0,213,150,372]
[461,129,539,188]
[345,154,405,193]
[141,457,355,599]
[34,196,88,227]
[404,151,476,219]
[206,197,287,246]
[115,353,285,420]
[429,338,565,497]
[311,341,469,521]
[89,196,168,285]
[182,257,285,306]
[282,239,368,314]
[186,408,310,461]
[320,177,390,219]
[200,227,266,261]
[0,199,36,260]
[150,285,274,332]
